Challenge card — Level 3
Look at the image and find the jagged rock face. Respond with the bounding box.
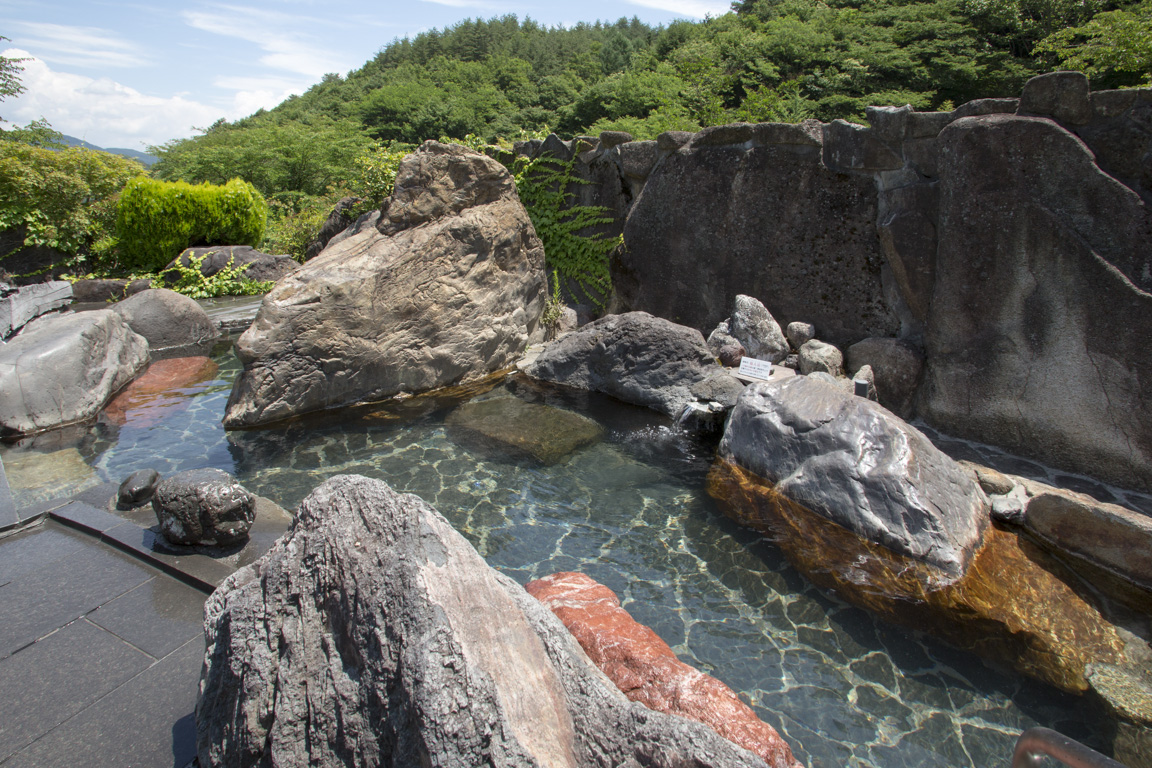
[920,114,1152,492]
[524,311,725,419]
[0,310,149,436]
[223,142,547,427]
[616,125,900,344]
[197,475,770,768]
[719,375,988,579]
[527,572,803,768]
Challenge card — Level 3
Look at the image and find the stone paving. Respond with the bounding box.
[0,479,288,768]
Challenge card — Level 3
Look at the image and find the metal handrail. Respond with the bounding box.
[1012,727,1128,768]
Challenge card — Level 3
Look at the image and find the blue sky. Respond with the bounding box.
[1,0,732,150]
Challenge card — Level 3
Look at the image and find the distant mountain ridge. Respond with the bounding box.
[59,134,158,167]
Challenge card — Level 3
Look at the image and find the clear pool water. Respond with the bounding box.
[1,338,1119,768]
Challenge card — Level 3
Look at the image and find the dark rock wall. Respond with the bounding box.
[520,73,1151,491]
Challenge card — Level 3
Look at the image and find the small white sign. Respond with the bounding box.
[738,357,773,380]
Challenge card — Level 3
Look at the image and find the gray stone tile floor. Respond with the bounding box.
[0,481,289,768]
[0,520,204,767]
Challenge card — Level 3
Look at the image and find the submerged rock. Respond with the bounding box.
[719,375,988,578]
[527,571,803,768]
[197,475,770,768]
[0,310,149,436]
[223,142,546,427]
[446,394,603,464]
[525,311,725,419]
[103,356,219,427]
[153,468,256,547]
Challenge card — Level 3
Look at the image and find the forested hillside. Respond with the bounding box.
[143,0,1148,257]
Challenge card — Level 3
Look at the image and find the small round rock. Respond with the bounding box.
[117,468,161,509]
[152,468,256,547]
[786,321,816,350]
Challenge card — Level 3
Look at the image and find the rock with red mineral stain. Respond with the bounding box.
[104,356,219,427]
[526,571,804,768]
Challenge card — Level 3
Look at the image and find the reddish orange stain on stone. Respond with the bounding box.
[104,356,219,427]
[527,571,803,768]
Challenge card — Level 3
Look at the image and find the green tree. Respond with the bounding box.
[1036,0,1152,85]
[1,39,25,109]
[151,116,372,197]
[0,142,143,271]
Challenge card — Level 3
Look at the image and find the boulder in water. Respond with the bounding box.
[196,475,771,768]
[111,288,220,357]
[719,375,987,578]
[0,310,149,436]
[525,311,724,419]
[223,142,547,427]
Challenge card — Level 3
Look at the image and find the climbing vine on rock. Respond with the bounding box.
[510,153,621,308]
[161,252,273,299]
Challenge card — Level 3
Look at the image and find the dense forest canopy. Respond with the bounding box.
[3,1,1148,279]
[149,0,1149,200]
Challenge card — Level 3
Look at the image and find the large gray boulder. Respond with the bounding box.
[615,123,900,344]
[223,142,547,427]
[921,114,1152,491]
[719,375,989,578]
[525,311,727,419]
[197,475,769,768]
[0,310,149,435]
[111,288,220,357]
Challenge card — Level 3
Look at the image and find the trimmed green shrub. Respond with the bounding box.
[116,177,267,272]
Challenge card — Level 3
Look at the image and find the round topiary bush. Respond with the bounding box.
[116,177,267,272]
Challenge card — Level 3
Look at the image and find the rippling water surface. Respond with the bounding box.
[1,339,1118,768]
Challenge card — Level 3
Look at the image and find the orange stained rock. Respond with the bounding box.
[706,457,1128,694]
[527,571,804,768]
[104,356,219,427]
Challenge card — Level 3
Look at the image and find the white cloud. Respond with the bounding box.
[183,5,352,78]
[8,22,149,69]
[213,74,305,117]
[1,49,237,148]
[623,0,732,17]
